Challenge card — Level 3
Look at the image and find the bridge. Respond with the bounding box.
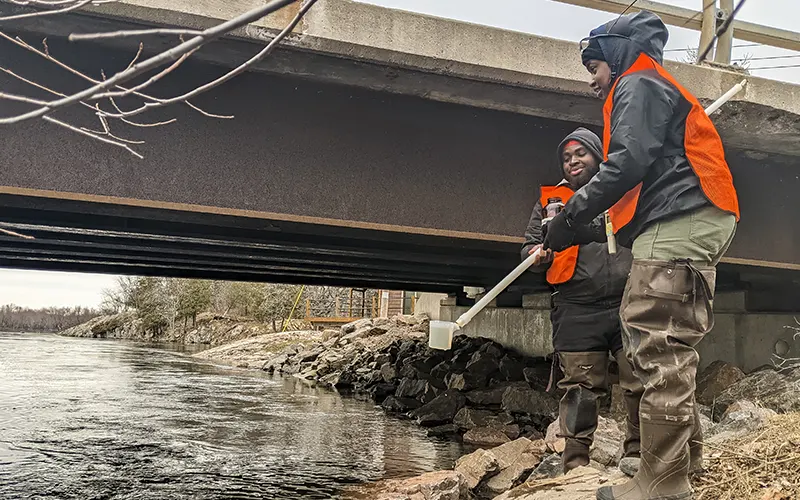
[1,0,799,302]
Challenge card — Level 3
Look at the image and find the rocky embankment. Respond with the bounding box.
[260,315,563,445]
[248,316,800,500]
[342,361,800,500]
[59,312,282,347]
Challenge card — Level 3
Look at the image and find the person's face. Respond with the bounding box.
[586,59,612,99]
[562,141,600,189]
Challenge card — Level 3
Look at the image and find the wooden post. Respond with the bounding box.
[372,295,377,318]
[334,296,341,317]
[348,288,353,317]
[380,290,390,318]
[698,0,716,62]
[714,0,734,64]
[411,294,417,314]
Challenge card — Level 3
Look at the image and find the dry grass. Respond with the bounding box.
[694,413,800,500]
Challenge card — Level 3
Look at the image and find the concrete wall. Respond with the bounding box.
[697,292,800,373]
[439,294,554,358]
[414,293,448,320]
[438,291,800,373]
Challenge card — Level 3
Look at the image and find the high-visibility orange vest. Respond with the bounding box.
[541,185,580,285]
[605,53,740,233]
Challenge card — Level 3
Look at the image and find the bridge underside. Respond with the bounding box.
[1,18,799,298]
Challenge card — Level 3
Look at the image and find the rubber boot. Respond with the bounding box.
[688,401,704,476]
[614,349,643,477]
[597,419,693,500]
[597,259,716,500]
[563,439,591,472]
[557,351,609,474]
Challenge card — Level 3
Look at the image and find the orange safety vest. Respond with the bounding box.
[605,53,740,233]
[540,185,580,285]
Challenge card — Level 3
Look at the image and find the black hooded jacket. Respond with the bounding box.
[565,11,715,247]
[522,128,632,307]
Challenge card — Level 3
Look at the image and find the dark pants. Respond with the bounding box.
[551,301,643,473]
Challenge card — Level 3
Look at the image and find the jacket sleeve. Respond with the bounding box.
[521,200,550,272]
[564,74,677,225]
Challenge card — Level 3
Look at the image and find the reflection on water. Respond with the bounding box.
[0,332,463,499]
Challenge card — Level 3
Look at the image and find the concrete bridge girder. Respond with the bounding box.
[2,0,799,155]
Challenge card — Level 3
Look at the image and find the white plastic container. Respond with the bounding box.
[428,320,458,350]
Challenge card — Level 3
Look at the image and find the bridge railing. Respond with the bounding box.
[553,0,799,64]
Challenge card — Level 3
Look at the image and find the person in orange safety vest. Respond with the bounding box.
[522,127,642,476]
[543,11,739,500]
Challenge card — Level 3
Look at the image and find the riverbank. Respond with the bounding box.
[59,311,300,346]
[59,313,800,498]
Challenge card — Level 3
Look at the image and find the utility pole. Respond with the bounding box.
[714,0,735,64]
[698,0,717,62]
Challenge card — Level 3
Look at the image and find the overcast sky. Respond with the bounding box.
[1,0,797,308]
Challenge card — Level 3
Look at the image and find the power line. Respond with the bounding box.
[697,0,748,63]
[682,0,716,28]
[749,63,800,71]
[608,0,639,32]
[665,43,760,53]
[733,54,800,62]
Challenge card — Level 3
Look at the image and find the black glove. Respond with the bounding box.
[573,218,607,246]
[543,211,577,252]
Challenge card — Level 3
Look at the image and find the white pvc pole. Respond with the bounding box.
[705,79,747,115]
[455,248,543,328]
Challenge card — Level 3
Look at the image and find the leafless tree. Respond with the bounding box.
[0,0,318,159]
[0,302,100,332]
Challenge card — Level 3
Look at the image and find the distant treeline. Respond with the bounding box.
[0,305,100,332]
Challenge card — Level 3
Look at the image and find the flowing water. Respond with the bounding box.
[0,332,463,499]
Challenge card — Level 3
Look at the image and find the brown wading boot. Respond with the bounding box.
[614,349,643,478]
[562,439,591,472]
[596,259,716,500]
[621,395,702,479]
[688,402,704,476]
[557,351,609,474]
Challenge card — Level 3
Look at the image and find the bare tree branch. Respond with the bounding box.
[95,0,318,119]
[43,114,143,158]
[80,105,145,144]
[0,90,47,105]
[9,0,110,6]
[0,31,226,120]
[0,0,318,156]
[9,1,84,6]
[70,28,204,41]
[0,64,156,145]
[124,42,143,72]
[0,0,112,22]
[0,0,300,124]
[94,45,199,99]
[107,96,177,127]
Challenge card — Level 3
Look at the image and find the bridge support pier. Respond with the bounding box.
[698,291,800,373]
[423,291,800,373]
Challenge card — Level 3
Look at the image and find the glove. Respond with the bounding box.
[573,218,607,246]
[543,211,577,252]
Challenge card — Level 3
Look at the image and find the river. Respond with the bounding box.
[0,332,464,499]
